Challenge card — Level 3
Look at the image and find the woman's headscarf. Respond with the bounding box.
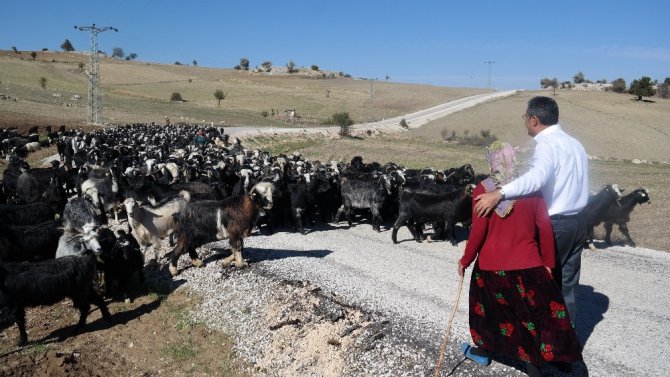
[482,141,517,218]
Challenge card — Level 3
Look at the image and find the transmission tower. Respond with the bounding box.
[74,24,118,125]
[484,60,495,92]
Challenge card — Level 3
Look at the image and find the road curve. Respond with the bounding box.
[226,90,519,139]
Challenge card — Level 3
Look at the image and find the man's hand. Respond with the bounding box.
[473,190,503,217]
[457,261,466,277]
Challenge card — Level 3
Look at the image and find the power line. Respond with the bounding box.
[484,60,495,92]
[74,24,118,125]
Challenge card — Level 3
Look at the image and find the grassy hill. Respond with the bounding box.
[0,50,484,127]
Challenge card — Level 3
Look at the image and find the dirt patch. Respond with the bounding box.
[0,287,249,377]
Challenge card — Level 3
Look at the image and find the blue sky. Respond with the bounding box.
[2,1,668,90]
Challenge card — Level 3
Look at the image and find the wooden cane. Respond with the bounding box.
[433,272,465,377]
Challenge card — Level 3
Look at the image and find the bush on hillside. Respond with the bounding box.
[39,77,47,89]
[60,39,75,52]
[331,112,354,137]
[629,76,656,101]
[170,92,183,102]
[610,78,626,93]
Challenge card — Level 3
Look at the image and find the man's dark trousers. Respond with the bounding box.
[550,214,587,328]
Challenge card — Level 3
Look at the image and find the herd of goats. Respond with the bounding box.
[0,123,650,346]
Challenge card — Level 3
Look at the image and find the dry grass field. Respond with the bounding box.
[0,50,484,127]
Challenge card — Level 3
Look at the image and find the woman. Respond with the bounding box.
[458,141,582,377]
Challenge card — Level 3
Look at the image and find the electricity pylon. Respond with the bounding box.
[74,24,118,125]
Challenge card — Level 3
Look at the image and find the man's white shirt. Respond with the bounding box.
[501,124,589,216]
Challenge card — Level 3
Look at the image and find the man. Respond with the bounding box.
[474,96,588,327]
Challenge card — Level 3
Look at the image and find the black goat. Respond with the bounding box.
[62,194,108,233]
[582,184,623,251]
[0,250,112,345]
[0,202,55,226]
[0,220,63,262]
[99,229,144,302]
[336,173,393,232]
[392,184,474,245]
[601,188,651,247]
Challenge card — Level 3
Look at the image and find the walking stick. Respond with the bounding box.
[433,272,465,377]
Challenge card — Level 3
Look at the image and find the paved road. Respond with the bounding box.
[226,90,519,138]
[242,223,668,377]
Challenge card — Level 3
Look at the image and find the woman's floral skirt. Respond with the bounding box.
[469,264,582,365]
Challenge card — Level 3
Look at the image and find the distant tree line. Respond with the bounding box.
[539,71,670,100]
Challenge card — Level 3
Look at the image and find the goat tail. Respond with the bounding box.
[178,190,191,202]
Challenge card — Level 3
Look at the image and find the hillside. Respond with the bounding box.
[0,50,485,128]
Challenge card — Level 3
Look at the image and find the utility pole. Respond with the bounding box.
[484,60,495,92]
[369,78,375,122]
[74,24,118,125]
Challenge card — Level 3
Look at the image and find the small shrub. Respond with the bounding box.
[188,78,192,83]
[174,61,182,65]
[234,65,241,70]
[30,51,37,60]
[399,118,409,128]
[42,47,48,51]
[311,64,319,71]
[261,110,268,117]
[12,46,19,53]
[170,92,183,102]
[78,62,85,72]
[332,112,354,137]
[39,77,47,89]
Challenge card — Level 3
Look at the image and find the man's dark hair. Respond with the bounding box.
[526,96,559,125]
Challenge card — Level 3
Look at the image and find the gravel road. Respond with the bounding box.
[165,220,668,377]
[225,90,519,138]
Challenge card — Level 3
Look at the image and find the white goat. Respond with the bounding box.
[123,193,189,260]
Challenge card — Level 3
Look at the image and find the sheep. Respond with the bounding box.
[0,250,112,345]
[24,141,41,153]
[168,181,275,276]
[123,193,189,260]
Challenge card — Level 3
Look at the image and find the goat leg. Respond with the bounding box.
[619,223,636,247]
[604,222,614,246]
[15,307,28,346]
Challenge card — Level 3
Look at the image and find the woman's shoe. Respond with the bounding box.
[461,342,490,366]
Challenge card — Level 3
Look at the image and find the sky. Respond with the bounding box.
[2,0,669,90]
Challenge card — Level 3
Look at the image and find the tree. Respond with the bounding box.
[573,71,585,84]
[659,77,670,99]
[129,53,138,60]
[214,89,226,106]
[311,64,319,71]
[60,39,75,52]
[193,59,197,66]
[125,56,131,61]
[287,60,296,73]
[240,58,249,70]
[170,92,183,102]
[11,46,19,54]
[629,76,656,101]
[174,61,182,65]
[610,78,626,93]
[112,47,124,59]
[261,60,272,72]
[332,112,354,137]
[30,51,37,60]
[39,77,47,89]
